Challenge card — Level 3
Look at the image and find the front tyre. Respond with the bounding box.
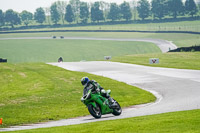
[112,100,122,116]
[88,104,101,119]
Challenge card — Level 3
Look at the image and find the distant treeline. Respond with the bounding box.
[0,0,199,29]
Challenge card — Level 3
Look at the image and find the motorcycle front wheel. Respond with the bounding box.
[112,100,122,116]
[88,103,102,119]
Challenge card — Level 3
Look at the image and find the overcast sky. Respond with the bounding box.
[1,0,198,13]
[0,0,134,13]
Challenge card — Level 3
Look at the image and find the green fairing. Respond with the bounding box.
[81,89,121,118]
[83,91,113,114]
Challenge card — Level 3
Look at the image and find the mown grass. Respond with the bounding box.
[4,109,200,133]
[111,52,200,70]
[0,39,160,63]
[0,63,156,127]
[0,32,199,47]
[3,20,200,32]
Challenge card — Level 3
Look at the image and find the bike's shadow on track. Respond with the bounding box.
[83,115,116,121]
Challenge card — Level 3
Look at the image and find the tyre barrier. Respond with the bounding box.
[0,58,7,63]
[169,45,200,52]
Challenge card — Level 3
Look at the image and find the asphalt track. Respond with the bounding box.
[1,61,200,132]
[0,37,177,53]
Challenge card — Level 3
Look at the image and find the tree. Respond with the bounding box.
[34,7,45,24]
[130,0,138,20]
[185,0,198,17]
[80,2,89,24]
[0,9,4,26]
[99,1,110,21]
[44,7,51,25]
[198,4,200,16]
[151,0,168,20]
[50,3,60,24]
[65,4,74,23]
[137,0,150,20]
[91,5,96,22]
[69,0,80,23]
[56,1,67,24]
[91,2,104,22]
[108,3,121,21]
[107,3,121,21]
[5,9,21,28]
[167,0,184,19]
[20,10,33,26]
[120,1,132,21]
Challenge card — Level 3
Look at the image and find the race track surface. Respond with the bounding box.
[0,37,177,53]
[1,61,200,132]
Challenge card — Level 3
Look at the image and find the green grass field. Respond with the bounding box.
[0,32,199,47]
[3,20,200,32]
[0,32,199,64]
[3,109,200,133]
[62,20,200,32]
[0,39,160,63]
[0,63,155,127]
[111,52,200,70]
[0,30,200,132]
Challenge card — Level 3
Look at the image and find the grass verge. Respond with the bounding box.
[111,52,200,70]
[0,32,199,47]
[0,39,160,63]
[2,20,200,32]
[0,63,155,127]
[4,109,200,133]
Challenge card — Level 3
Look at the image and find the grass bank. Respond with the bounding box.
[0,39,160,63]
[0,32,199,47]
[2,20,200,32]
[111,52,200,70]
[4,109,200,133]
[0,63,156,127]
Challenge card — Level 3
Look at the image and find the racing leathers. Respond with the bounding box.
[83,80,116,108]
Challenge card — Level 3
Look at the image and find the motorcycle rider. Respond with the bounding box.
[58,57,63,62]
[81,77,117,108]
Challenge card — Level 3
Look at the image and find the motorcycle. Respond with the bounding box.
[81,89,122,119]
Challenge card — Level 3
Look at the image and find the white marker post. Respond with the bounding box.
[149,58,159,64]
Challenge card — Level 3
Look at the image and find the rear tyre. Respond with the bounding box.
[112,99,122,116]
[88,103,101,119]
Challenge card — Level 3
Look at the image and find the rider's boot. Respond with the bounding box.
[108,97,118,108]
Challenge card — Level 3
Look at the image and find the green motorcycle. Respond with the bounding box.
[81,89,122,119]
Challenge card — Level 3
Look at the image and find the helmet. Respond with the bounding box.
[81,77,89,86]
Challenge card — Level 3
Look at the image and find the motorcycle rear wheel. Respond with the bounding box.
[88,104,102,119]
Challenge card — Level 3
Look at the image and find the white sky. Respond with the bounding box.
[0,0,133,13]
[1,0,198,13]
